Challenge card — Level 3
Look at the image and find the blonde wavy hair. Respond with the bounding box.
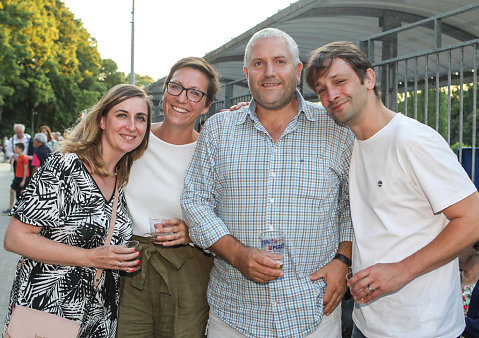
[61,84,151,185]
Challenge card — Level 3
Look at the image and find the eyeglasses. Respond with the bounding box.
[166,81,207,103]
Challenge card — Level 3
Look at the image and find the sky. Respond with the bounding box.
[62,0,297,81]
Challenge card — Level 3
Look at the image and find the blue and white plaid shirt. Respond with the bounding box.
[181,90,354,337]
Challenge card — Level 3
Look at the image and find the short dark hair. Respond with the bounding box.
[305,41,379,97]
[163,57,220,106]
[14,142,25,151]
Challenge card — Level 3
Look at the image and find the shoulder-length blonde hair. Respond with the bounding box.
[61,84,151,185]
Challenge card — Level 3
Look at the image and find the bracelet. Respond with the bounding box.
[333,253,352,267]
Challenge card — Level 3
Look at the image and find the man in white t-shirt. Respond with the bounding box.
[305,41,479,338]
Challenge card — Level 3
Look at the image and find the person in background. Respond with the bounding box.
[39,125,59,152]
[54,131,64,143]
[305,41,479,338]
[3,84,151,337]
[31,133,52,174]
[463,281,479,338]
[5,124,33,162]
[10,143,29,200]
[1,136,8,162]
[460,242,479,317]
[117,57,218,338]
[3,124,33,214]
[181,28,354,337]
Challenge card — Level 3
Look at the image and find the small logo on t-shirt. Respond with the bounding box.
[378,180,383,187]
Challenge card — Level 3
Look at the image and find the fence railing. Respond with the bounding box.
[157,4,479,186]
[359,2,479,186]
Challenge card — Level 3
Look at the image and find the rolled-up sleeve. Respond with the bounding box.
[181,118,231,249]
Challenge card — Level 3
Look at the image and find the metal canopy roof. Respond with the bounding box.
[147,0,479,104]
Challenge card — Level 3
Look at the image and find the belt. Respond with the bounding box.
[129,235,193,295]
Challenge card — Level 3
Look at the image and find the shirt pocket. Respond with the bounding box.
[291,156,340,204]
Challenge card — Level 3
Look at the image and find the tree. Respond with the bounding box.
[0,0,154,137]
[100,58,126,89]
[131,73,155,88]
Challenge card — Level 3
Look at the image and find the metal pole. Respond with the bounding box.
[130,0,135,85]
[31,110,35,135]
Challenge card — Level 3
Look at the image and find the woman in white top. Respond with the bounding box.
[118,57,219,337]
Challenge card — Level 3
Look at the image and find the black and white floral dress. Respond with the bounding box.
[3,152,132,337]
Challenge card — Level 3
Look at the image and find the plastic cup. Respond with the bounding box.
[260,229,285,270]
[148,217,174,238]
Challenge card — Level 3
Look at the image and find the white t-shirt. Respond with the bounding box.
[124,131,197,237]
[350,113,477,338]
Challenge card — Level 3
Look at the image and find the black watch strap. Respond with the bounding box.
[333,253,352,267]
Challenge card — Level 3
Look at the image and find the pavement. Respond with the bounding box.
[0,162,21,322]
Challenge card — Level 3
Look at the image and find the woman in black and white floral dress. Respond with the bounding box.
[3,84,151,337]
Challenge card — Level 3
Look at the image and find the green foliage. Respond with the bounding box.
[0,0,152,137]
[398,84,479,148]
[450,84,479,148]
[450,141,472,152]
[132,74,154,88]
[101,59,127,89]
[398,88,448,138]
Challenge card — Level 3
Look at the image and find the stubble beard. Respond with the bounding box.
[250,82,297,111]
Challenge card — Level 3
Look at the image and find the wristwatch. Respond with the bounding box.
[333,253,352,268]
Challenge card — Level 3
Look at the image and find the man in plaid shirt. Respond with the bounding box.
[182,28,355,337]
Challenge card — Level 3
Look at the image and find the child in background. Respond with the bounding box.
[10,143,29,202]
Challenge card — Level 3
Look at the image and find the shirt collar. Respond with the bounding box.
[235,89,317,125]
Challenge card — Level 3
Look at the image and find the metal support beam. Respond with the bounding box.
[379,10,400,106]
[224,83,233,109]
[434,18,442,49]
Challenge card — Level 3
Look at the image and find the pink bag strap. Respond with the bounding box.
[94,180,120,287]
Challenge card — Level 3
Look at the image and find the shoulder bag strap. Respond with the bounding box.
[93,179,120,287]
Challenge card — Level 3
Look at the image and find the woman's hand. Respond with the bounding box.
[87,245,141,272]
[153,218,191,246]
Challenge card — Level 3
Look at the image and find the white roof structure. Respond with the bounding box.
[147,0,479,105]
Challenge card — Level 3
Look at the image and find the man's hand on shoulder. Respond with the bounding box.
[219,101,250,112]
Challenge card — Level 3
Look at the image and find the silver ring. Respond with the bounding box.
[176,233,179,239]
[118,261,122,267]
[368,284,374,293]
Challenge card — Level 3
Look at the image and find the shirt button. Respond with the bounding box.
[270,199,274,204]
[271,172,276,178]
